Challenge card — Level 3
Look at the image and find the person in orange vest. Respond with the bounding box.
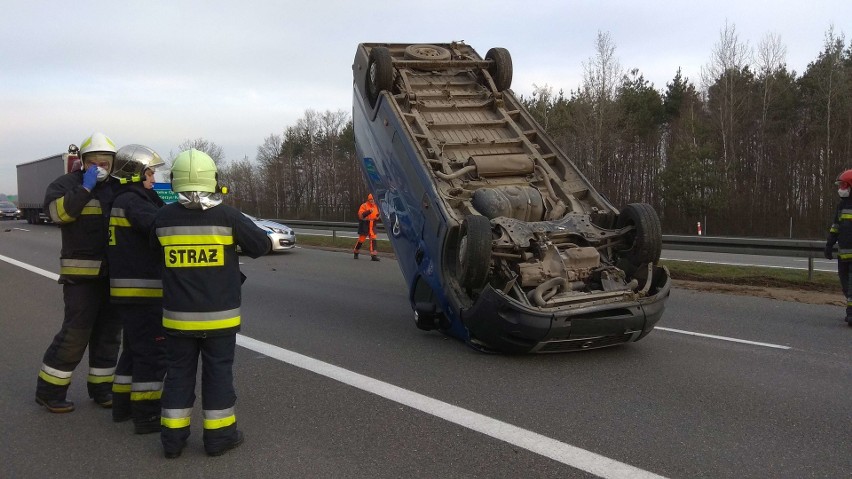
[353,194,380,261]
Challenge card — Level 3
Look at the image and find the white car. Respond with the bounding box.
[243,213,296,252]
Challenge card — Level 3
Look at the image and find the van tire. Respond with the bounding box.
[457,215,492,289]
[486,47,513,91]
[367,47,393,108]
[616,203,662,266]
[404,44,451,61]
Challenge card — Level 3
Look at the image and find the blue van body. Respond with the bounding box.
[352,42,671,353]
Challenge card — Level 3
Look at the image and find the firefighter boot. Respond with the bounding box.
[353,242,363,260]
[90,391,113,408]
[35,396,75,413]
[134,416,161,435]
[206,430,244,457]
[164,443,186,459]
[371,255,380,262]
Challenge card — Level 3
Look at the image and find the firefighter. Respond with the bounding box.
[152,149,270,458]
[353,193,380,261]
[35,131,120,413]
[107,144,167,433]
[824,168,852,327]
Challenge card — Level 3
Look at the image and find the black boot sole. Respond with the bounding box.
[206,431,244,457]
[35,397,75,413]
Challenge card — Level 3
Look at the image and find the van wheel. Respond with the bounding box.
[486,47,513,91]
[457,215,492,289]
[366,47,393,108]
[404,44,451,61]
[616,203,662,266]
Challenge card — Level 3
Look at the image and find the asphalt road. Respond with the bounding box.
[0,221,849,478]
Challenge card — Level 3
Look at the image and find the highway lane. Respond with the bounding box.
[0,222,849,478]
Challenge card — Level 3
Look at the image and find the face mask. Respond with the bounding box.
[96,166,110,182]
[839,188,850,198]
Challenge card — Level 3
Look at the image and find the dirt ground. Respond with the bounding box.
[674,280,844,306]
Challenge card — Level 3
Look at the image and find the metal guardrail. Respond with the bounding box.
[662,235,825,279]
[276,220,827,279]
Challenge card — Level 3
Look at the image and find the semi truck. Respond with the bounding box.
[352,42,671,353]
[16,148,79,223]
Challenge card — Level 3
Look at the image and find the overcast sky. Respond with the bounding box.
[1,0,848,195]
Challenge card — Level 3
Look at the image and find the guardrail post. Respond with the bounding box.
[333,228,337,243]
[808,256,814,281]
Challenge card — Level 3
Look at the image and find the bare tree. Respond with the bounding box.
[701,21,752,166]
[756,32,787,126]
[256,133,285,218]
[218,155,258,213]
[820,25,846,168]
[169,137,226,165]
[582,31,622,183]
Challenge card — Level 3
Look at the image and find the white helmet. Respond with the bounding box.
[80,132,117,156]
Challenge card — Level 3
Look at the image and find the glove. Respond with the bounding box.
[361,209,373,219]
[824,243,834,260]
[82,165,98,190]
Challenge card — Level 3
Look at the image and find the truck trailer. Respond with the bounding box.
[16,151,77,223]
[352,42,671,353]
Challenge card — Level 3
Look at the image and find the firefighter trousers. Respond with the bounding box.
[36,279,121,401]
[161,333,239,454]
[112,304,167,424]
[838,261,852,317]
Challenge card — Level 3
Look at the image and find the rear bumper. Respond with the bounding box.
[460,272,671,354]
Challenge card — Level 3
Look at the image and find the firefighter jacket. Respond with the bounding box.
[152,202,271,337]
[44,170,115,283]
[827,196,852,261]
[107,183,165,303]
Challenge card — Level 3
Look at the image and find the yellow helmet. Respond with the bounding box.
[170,148,217,193]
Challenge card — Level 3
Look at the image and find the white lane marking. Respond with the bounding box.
[0,254,59,281]
[0,252,666,479]
[237,335,666,479]
[659,257,835,272]
[655,327,790,350]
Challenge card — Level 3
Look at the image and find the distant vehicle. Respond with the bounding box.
[244,213,296,252]
[16,146,79,224]
[352,42,671,353]
[0,201,21,220]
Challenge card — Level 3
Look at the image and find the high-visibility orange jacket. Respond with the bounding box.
[358,201,379,221]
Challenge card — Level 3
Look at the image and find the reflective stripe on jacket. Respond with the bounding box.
[828,198,852,262]
[44,171,114,282]
[107,185,164,303]
[152,203,270,337]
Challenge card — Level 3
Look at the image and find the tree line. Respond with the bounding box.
[206,23,849,239]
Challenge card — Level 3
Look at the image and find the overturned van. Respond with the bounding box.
[352,42,671,353]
